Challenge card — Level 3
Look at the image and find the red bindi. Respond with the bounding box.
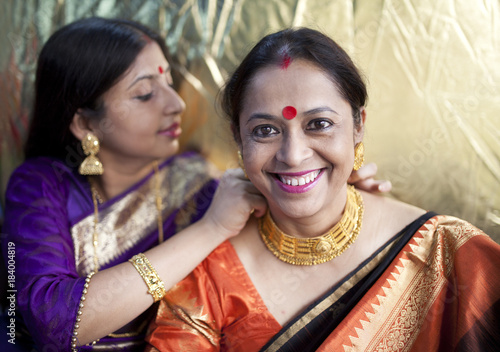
[282,106,297,120]
[158,66,164,74]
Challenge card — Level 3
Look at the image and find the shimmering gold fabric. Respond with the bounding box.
[2,1,499,240]
[72,155,212,275]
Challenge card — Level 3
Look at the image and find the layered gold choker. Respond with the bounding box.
[258,185,364,265]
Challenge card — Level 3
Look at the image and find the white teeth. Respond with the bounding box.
[278,170,320,187]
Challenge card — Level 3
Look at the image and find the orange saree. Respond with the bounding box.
[145,214,500,351]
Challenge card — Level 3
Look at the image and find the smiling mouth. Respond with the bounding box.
[274,170,322,186]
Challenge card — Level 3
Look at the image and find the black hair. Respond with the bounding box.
[24,17,171,159]
[221,27,367,142]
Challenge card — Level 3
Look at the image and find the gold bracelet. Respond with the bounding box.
[129,253,166,302]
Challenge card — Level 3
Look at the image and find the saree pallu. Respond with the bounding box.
[145,213,500,352]
[2,152,217,351]
[263,214,500,352]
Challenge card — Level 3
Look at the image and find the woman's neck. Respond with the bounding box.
[268,186,349,239]
[91,156,166,201]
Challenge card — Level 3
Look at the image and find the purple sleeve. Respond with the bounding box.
[2,160,86,351]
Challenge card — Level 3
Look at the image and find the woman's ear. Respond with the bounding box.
[354,107,366,144]
[69,111,92,141]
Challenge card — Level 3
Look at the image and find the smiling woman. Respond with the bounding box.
[145,28,500,352]
[239,60,361,221]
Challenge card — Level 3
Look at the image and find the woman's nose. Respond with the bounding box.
[275,130,313,167]
[163,85,186,115]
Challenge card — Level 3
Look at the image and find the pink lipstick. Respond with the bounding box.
[273,169,324,194]
[158,122,181,138]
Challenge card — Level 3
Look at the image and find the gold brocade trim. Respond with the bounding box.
[71,154,213,276]
[263,232,402,352]
[341,215,485,352]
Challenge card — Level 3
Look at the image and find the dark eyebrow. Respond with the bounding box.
[127,74,156,90]
[246,113,277,126]
[303,106,339,116]
[127,66,171,90]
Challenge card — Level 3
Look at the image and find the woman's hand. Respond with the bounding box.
[348,163,392,193]
[201,168,267,240]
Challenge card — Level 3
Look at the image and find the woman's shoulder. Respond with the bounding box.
[9,156,76,183]
[359,190,427,241]
[5,156,79,201]
[361,190,426,220]
[359,191,496,246]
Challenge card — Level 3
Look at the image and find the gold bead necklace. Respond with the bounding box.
[258,185,364,265]
[88,160,164,272]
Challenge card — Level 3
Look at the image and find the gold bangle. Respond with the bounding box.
[129,253,166,302]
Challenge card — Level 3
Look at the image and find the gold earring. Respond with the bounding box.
[79,133,104,175]
[237,151,248,178]
[353,142,364,171]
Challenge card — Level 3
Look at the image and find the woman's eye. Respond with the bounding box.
[307,119,333,131]
[253,125,279,137]
[136,92,153,101]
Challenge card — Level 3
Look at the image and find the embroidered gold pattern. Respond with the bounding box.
[372,218,481,352]
[341,216,484,352]
[71,155,212,275]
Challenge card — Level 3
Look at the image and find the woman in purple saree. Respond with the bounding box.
[4,152,222,351]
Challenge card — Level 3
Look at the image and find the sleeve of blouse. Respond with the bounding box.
[145,262,223,352]
[2,160,87,351]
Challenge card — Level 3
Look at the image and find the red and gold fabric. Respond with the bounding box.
[145,214,500,351]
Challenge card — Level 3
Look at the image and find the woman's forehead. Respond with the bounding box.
[241,61,341,111]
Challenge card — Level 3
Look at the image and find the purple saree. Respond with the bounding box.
[2,152,217,351]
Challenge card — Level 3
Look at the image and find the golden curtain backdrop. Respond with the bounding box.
[1,0,499,240]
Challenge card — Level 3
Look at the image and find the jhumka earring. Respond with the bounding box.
[79,133,104,175]
[237,151,248,178]
[353,142,364,171]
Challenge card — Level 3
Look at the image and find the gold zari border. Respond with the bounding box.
[342,216,484,352]
[71,154,213,276]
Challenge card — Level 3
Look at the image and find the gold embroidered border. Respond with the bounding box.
[72,154,213,275]
[342,215,485,352]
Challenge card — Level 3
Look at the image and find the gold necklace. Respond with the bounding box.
[89,160,164,272]
[258,185,364,265]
